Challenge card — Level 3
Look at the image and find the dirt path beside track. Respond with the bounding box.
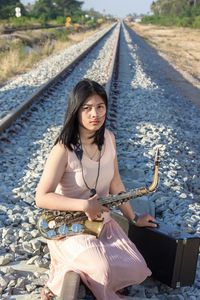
[128,23,200,110]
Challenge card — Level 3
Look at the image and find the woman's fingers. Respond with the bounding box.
[101,206,109,212]
[137,214,158,228]
[85,194,110,220]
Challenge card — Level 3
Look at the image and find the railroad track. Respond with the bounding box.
[0,22,122,299]
[0,24,65,34]
[0,21,199,300]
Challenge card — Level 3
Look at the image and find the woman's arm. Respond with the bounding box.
[35,143,86,212]
[35,143,103,219]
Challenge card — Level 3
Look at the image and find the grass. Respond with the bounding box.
[0,39,54,83]
[0,24,109,85]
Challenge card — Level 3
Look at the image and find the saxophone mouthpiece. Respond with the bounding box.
[155,147,160,165]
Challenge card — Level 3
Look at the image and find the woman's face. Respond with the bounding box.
[78,94,106,133]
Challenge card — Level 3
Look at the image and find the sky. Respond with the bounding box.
[21,0,153,17]
[82,0,153,17]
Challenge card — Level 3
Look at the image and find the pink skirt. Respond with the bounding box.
[46,213,151,300]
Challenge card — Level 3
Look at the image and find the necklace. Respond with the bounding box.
[79,154,101,197]
[83,143,99,160]
[74,139,101,197]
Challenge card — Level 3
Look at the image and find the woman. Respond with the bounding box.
[36,78,157,300]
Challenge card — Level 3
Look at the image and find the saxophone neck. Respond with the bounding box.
[99,147,160,208]
[147,147,160,192]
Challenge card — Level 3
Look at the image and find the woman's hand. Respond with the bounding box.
[83,194,109,221]
[136,214,158,228]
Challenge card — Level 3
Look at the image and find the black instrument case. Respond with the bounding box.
[128,222,200,288]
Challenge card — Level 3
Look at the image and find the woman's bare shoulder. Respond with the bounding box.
[48,142,68,163]
[105,129,116,143]
[53,141,67,150]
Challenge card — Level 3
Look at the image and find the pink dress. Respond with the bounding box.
[46,129,151,299]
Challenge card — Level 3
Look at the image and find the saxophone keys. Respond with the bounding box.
[71,223,84,233]
[48,220,56,229]
[46,229,57,239]
[40,219,49,229]
[57,224,68,236]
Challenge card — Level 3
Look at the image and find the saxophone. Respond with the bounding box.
[37,148,160,240]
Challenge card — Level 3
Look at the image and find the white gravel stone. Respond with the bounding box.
[0,23,199,299]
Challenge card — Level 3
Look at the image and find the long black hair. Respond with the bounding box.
[55,78,108,151]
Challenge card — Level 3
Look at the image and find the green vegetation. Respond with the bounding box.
[142,0,200,28]
[0,0,113,31]
[0,25,107,83]
[0,1,115,84]
[30,0,83,21]
[0,0,26,19]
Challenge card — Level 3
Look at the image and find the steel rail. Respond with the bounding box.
[0,25,65,34]
[0,24,116,133]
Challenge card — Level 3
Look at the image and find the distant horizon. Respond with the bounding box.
[21,0,153,17]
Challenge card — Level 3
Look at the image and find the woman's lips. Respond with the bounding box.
[90,120,99,125]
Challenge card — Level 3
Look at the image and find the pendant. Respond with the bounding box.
[90,189,96,197]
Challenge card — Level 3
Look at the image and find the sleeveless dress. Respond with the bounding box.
[46,129,151,299]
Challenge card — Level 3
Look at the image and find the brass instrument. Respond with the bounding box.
[37,148,160,240]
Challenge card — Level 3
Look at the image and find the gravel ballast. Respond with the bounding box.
[0,23,199,299]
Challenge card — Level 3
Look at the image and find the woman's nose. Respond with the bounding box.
[91,107,98,117]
